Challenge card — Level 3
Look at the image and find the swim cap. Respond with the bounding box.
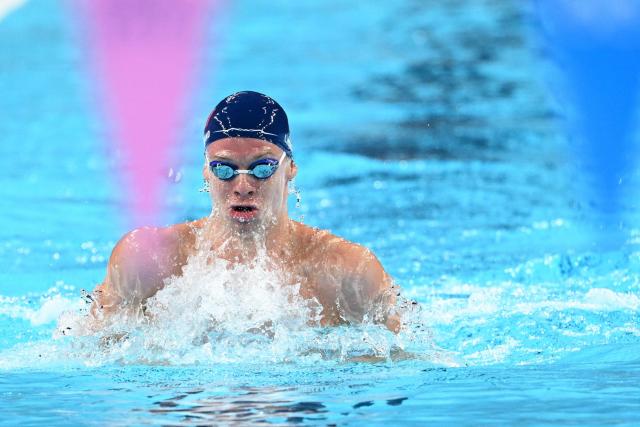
[203,91,292,158]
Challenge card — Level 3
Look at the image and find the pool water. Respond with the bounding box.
[1,0,639,425]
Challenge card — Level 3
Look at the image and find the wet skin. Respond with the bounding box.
[91,138,400,332]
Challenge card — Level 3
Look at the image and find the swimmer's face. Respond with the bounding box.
[203,138,297,226]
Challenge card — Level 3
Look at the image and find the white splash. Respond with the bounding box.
[0,292,82,326]
[44,250,436,367]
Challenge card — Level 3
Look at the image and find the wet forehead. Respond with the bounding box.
[206,138,279,160]
[211,147,275,159]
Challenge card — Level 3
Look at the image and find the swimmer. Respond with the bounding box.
[89,91,400,332]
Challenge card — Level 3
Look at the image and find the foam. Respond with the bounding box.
[22,245,638,368]
[0,292,82,326]
[32,249,438,367]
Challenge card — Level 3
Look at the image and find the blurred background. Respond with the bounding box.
[0,0,639,330]
[1,2,640,423]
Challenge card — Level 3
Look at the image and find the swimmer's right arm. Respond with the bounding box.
[89,228,170,326]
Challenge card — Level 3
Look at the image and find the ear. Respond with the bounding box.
[286,159,298,181]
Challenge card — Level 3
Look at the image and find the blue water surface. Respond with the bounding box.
[1,0,639,425]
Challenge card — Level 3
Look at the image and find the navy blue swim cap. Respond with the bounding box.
[203,91,292,158]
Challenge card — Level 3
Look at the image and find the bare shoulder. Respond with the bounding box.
[98,219,203,305]
[293,221,392,305]
[295,222,384,276]
[111,222,193,272]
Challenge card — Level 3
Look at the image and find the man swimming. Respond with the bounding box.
[90,91,400,332]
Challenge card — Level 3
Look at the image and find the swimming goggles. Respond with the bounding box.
[209,152,287,181]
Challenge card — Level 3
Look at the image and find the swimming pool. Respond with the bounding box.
[1,0,639,425]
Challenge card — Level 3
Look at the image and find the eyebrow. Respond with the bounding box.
[209,149,276,162]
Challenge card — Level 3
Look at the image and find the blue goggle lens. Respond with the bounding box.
[211,164,235,180]
[252,163,277,179]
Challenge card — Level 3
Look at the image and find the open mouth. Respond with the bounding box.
[231,205,257,212]
[229,205,259,222]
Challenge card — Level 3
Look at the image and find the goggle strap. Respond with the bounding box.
[277,152,287,164]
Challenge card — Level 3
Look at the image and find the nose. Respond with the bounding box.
[232,173,256,198]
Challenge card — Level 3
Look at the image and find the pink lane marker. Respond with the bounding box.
[81,0,218,228]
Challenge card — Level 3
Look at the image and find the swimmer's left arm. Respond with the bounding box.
[338,243,401,333]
